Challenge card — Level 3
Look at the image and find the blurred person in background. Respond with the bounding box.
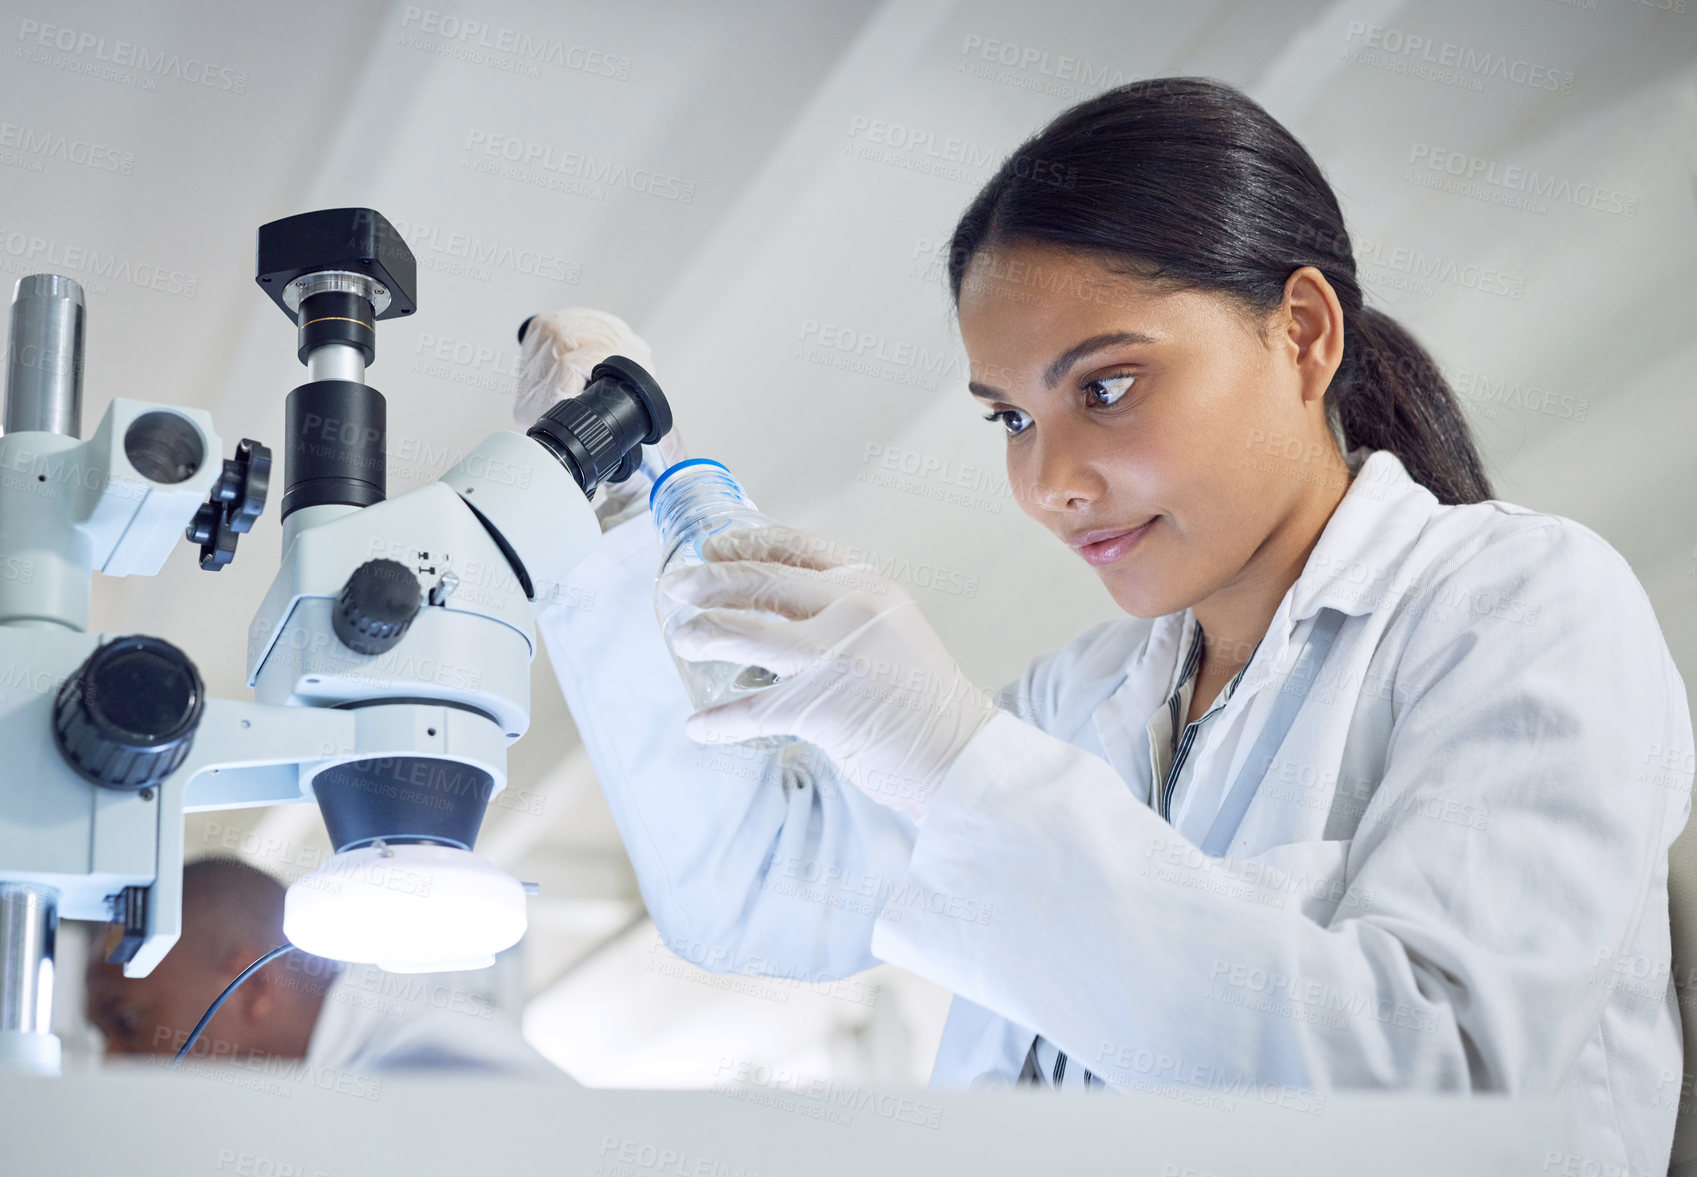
[85,856,567,1081]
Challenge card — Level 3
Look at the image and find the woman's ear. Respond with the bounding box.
[1281,265,1345,407]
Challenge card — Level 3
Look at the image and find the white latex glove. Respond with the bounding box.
[514,306,686,530]
[660,525,999,821]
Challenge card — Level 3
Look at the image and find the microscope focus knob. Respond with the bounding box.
[53,636,206,790]
[333,559,421,656]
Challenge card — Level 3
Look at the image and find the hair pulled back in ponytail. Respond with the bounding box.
[946,76,1494,506]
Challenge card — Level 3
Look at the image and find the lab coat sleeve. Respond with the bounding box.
[870,518,1694,1094]
[536,512,920,980]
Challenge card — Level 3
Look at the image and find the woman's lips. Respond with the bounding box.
[1069,517,1159,567]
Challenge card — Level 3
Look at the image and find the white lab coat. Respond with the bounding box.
[538,445,1691,1174]
[305,962,568,1082]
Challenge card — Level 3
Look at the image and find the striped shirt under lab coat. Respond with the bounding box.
[1024,616,1263,1090]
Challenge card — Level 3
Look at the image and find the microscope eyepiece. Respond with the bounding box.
[526,355,672,498]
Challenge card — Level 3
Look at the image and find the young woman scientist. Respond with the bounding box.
[520,79,1691,1175]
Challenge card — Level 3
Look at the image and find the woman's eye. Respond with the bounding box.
[1084,373,1136,407]
[982,409,1031,437]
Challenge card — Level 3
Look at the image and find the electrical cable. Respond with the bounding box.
[171,943,297,1066]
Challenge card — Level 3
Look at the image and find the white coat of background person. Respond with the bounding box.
[519,79,1692,1174]
[85,857,566,1083]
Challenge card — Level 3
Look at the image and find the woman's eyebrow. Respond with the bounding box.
[1042,331,1157,387]
[969,330,1157,400]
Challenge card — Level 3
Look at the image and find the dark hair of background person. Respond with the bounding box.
[182,856,301,956]
[946,75,1495,507]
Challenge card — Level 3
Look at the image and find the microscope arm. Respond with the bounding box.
[127,427,606,979]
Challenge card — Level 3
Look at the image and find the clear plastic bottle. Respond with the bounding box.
[650,459,797,749]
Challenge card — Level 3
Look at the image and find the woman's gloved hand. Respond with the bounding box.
[659,525,1000,820]
[514,307,686,531]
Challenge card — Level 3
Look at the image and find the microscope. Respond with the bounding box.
[0,208,671,1075]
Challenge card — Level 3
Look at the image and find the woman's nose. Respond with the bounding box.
[1026,436,1098,512]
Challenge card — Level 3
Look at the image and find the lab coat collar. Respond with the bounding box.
[1233,445,1435,698]
[1123,446,1436,702]
[1091,446,1436,788]
[1287,445,1436,624]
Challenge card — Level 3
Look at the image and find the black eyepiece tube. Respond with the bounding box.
[298,289,377,365]
[282,380,386,518]
[527,354,672,498]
